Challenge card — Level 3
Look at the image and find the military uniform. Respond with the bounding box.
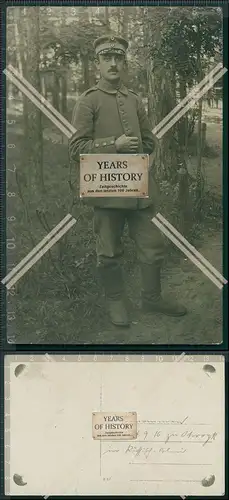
[69,35,187,326]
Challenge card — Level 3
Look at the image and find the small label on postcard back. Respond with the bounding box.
[92,411,137,440]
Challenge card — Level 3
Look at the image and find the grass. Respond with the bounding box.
[5,104,224,345]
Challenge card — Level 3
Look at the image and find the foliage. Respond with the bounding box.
[40,22,107,67]
[6,6,223,343]
[150,7,222,82]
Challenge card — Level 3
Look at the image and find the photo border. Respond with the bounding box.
[0,1,228,498]
[0,0,228,351]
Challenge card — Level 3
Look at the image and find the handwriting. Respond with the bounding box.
[134,428,218,447]
[138,416,189,425]
[166,430,218,446]
[102,428,218,464]
[125,444,187,459]
[102,445,120,456]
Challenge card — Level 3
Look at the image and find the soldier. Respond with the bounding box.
[69,34,187,327]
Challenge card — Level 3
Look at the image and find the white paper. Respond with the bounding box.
[4,354,225,496]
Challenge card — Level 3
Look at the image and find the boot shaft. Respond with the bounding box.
[140,263,162,300]
[97,262,130,326]
[98,262,124,299]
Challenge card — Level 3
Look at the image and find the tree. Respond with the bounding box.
[24,6,44,192]
[11,8,29,141]
[8,5,222,234]
[40,9,109,92]
[152,6,222,225]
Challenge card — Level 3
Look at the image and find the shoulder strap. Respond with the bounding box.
[128,89,138,96]
[84,86,98,96]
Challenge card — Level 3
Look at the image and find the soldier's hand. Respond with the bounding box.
[115,134,139,153]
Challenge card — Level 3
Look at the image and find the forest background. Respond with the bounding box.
[6,5,224,344]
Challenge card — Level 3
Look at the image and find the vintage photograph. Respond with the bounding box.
[5,4,226,344]
[4,353,225,496]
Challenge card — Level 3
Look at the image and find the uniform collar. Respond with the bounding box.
[97,78,128,95]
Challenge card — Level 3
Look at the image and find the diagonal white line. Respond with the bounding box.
[4,69,73,139]
[152,63,222,135]
[152,217,223,290]
[6,218,76,289]
[156,213,227,285]
[5,64,227,145]
[2,214,73,285]
[8,64,76,135]
[156,67,227,139]
[4,64,227,290]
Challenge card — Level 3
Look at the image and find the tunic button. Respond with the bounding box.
[103,142,107,146]
[95,143,99,147]
[110,140,115,144]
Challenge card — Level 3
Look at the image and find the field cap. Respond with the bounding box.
[94,35,128,56]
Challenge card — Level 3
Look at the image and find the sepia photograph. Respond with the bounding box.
[4,4,226,344]
[4,353,225,496]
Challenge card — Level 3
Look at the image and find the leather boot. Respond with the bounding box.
[141,263,187,317]
[98,263,130,327]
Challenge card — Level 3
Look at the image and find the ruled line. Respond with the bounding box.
[124,440,213,444]
[130,479,201,483]
[137,422,210,425]
[129,462,212,466]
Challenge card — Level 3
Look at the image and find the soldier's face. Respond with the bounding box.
[97,53,125,82]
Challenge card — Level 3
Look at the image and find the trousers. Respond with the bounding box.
[93,206,165,267]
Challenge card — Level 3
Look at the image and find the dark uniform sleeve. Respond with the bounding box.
[69,93,117,162]
[137,97,159,155]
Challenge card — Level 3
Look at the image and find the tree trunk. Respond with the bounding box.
[89,62,97,86]
[61,72,67,117]
[143,8,178,185]
[52,71,60,111]
[13,21,23,73]
[195,98,204,219]
[81,51,90,90]
[176,77,191,235]
[25,6,44,192]
[14,7,29,144]
[117,7,122,34]
[195,29,204,221]
[41,74,48,99]
[142,8,155,121]
[121,7,128,38]
[79,7,91,90]
[177,79,188,151]
[60,7,68,117]
[104,6,110,29]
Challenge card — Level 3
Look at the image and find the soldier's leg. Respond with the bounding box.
[128,207,187,317]
[93,208,130,326]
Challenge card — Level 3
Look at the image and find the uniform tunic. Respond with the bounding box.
[69,78,159,210]
[69,79,164,264]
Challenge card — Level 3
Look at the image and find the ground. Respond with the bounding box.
[5,102,224,345]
